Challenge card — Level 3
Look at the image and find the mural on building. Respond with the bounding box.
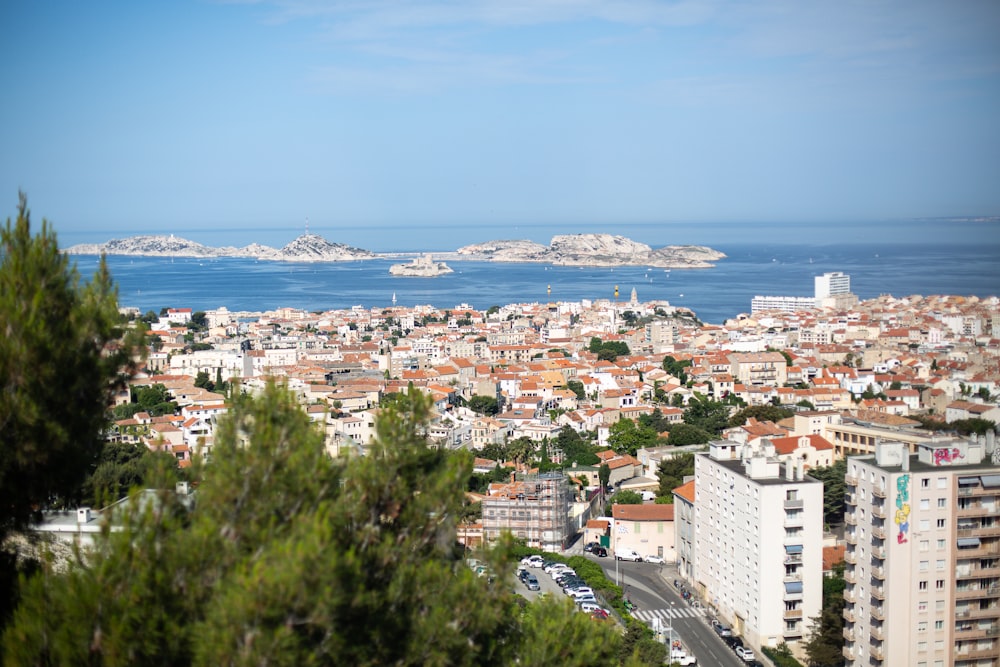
[895,474,910,545]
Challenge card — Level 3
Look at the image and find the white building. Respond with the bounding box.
[815,272,851,300]
[750,295,817,314]
[692,440,823,650]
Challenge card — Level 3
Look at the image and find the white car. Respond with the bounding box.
[735,646,755,662]
[577,601,607,614]
[566,587,595,598]
[670,650,697,666]
[644,554,665,564]
[520,555,544,568]
[615,549,642,562]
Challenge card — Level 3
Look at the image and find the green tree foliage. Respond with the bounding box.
[134,383,178,416]
[803,565,846,667]
[588,338,630,361]
[84,441,182,507]
[567,379,586,400]
[557,427,599,466]
[665,423,713,446]
[728,404,794,427]
[808,459,848,526]
[0,193,142,541]
[507,436,536,466]
[657,453,694,498]
[682,393,730,435]
[599,463,611,491]
[608,418,661,456]
[913,416,996,436]
[606,489,643,515]
[468,394,500,416]
[637,409,671,434]
[661,356,691,384]
[4,383,629,666]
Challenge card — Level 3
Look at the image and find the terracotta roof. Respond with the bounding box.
[673,479,695,503]
[612,504,674,521]
[823,544,846,571]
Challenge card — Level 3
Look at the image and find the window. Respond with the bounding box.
[920,499,930,510]
[918,601,928,612]
[936,559,945,570]
[937,477,946,489]
[935,580,944,589]
[917,642,927,652]
[937,498,947,508]
[937,539,946,550]
[935,600,945,611]
[919,581,928,590]
[920,540,930,552]
[922,479,930,488]
[934,620,943,630]
[918,621,928,632]
[937,518,946,529]
[920,520,930,531]
[919,561,929,572]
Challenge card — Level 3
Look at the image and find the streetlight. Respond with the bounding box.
[667,602,676,651]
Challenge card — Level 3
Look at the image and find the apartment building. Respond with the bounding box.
[842,435,1000,667]
[692,440,823,650]
[482,472,573,552]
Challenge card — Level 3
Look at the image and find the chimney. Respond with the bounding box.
[796,458,804,481]
[76,508,91,525]
[902,453,910,472]
[785,461,794,481]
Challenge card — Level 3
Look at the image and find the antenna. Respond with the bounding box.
[305,217,309,235]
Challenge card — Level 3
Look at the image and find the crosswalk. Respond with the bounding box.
[632,606,706,623]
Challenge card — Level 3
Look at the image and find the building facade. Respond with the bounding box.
[482,472,573,552]
[692,440,823,650]
[842,435,1000,667]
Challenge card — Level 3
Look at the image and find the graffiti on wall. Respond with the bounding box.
[932,447,964,466]
[895,474,910,545]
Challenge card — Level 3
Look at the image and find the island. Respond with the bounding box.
[456,234,726,268]
[388,254,453,277]
[64,232,725,268]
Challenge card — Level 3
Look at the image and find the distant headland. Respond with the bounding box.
[64,232,726,268]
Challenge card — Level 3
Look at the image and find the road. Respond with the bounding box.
[596,556,750,667]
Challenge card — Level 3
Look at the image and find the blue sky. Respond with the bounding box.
[2,0,998,249]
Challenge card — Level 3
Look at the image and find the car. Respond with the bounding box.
[644,554,665,564]
[583,541,599,553]
[712,620,733,637]
[557,577,585,589]
[735,646,755,662]
[724,636,744,652]
[590,608,610,621]
[520,555,544,568]
[524,574,540,591]
[544,562,569,574]
[577,601,605,613]
[566,587,595,598]
[517,568,530,582]
[615,549,642,562]
[573,595,598,606]
[592,546,608,557]
[670,650,697,666]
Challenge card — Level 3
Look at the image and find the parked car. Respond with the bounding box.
[724,636,744,651]
[670,649,697,666]
[566,586,595,599]
[583,541,599,553]
[593,546,608,557]
[712,620,733,637]
[525,574,540,591]
[735,646,754,662]
[520,555,544,568]
[644,554,665,564]
[615,549,642,562]
[590,608,610,621]
[577,601,604,613]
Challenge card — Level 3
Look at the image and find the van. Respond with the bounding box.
[615,549,642,562]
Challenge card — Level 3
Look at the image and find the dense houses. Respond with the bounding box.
[99,287,1000,660]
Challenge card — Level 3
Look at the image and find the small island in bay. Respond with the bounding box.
[456,233,726,268]
[65,232,725,268]
[388,254,453,277]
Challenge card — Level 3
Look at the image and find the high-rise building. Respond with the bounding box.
[815,272,851,300]
[482,472,573,552]
[842,436,1000,667]
[692,440,823,650]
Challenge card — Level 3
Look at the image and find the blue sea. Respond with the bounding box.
[65,220,1000,325]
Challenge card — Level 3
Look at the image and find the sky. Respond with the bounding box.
[1,0,999,249]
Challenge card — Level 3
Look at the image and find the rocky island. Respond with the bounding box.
[65,232,724,268]
[64,233,376,262]
[456,233,726,268]
[388,254,453,277]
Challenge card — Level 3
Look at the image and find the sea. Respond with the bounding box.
[63,220,1000,325]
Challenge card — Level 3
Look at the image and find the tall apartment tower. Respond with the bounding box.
[692,440,823,650]
[842,435,1000,667]
[815,271,851,300]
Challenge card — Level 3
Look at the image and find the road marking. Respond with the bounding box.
[633,607,706,622]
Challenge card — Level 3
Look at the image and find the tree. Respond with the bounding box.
[556,426,598,466]
[1,193,142,542]
[682,393,730,435]
[599,463,611,492]
[665,423,713,446]
[803,565,846,667]
[567,379,586,400]
[657,454,694,497]
[4,383,631,665]
[507,436,536,467]
[467,394,500,416]
[607,489,643,509]
[608,419,660,456]
[728,404,794,428]
[808,459,848,526]
[661,356,691,384]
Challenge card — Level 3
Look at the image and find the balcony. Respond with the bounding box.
[956,585,997,600]
[872,525,887,540]
[871,644,885,660]
[957,606,1000,620]
[784,514,804,528]
[842,646,854,661]
[959,524,1000,538]
[844,511,857,525]
[784,572,803,584]
[844,570,857,584]
[872,546,887,560]
[784,608,804,619]
[844,550,857,564]
[784,498,804,510]
[872,566,886,581]
[871,587,885,601]
[956,645,1000,660]
[955,625,999,640]
[844,590,856,604]
[871,606,885,621]
[782,625,804,639]
[784,554,803,565]
[871,625,884,641]
[845,532,858,545]
[872,505,887,519]
[872,486,887,499]
[845,492,857,506]
[845,473,858,486]
[844,609,856,623]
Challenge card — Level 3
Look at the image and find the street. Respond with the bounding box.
[593,556,749,667]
